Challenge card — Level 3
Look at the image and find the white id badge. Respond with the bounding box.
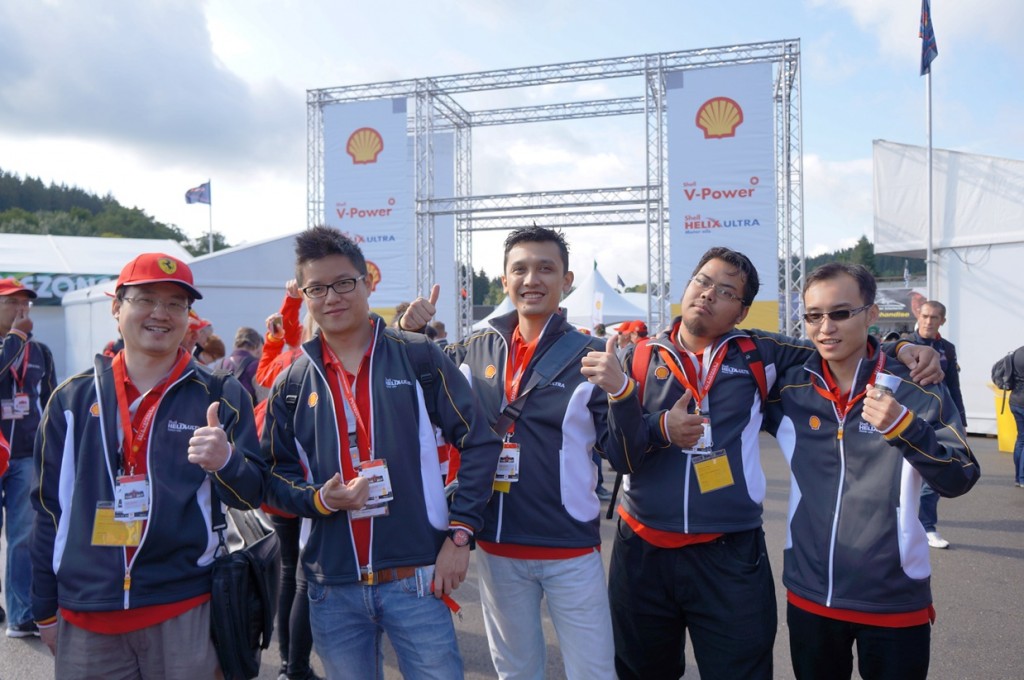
[13,393,30,416]
[495,442,520,483]
[113,474,150,522]
[356,459,394,505]
[1,399,21,420]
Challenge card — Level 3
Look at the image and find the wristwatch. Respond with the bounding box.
[448,527,473,548]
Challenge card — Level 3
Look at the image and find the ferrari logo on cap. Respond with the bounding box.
[158,258,177,275]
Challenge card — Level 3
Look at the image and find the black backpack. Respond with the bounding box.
[991,352,1015,391]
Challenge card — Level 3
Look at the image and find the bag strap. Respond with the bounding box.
[399,331,443,428]
[493,331,593,435]
[735,334,769,410]
[207,370,230,545]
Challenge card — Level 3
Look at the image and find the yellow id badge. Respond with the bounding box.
[693,450,734,493]
[92,503,142,547]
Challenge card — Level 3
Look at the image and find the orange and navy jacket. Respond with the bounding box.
[262,315,501,585]
[605,322,813,535]
[764,338,979,615]
[30,356,266,622]
[446,310,610,550]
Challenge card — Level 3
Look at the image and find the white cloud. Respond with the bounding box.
[802,153,873,254]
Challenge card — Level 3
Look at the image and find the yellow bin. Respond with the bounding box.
[993,385,1018,453]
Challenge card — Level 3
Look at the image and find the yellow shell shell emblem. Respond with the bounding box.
[809,415,821,431]
[157,258,177,275]
[654,366,670,380]
[695,97,744,139]
[365,260,381,292]
[347,127,384,164]
[308,392,319,408]
[484,365,497,379]
[89,402,100,417]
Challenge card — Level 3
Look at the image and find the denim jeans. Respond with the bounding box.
[307,577,463,680]
[918,483,939,532]
[1011,404,1024,485]
[476,549,614,680]
[1,457,34,626]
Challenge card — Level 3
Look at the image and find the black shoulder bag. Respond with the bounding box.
[207,371,282,680]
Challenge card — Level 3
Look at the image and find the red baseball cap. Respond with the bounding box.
[617,321,634,333]
[0,278,38,299]
[115,253,202,300]
[188,309,211,331]
[633,321,648,335]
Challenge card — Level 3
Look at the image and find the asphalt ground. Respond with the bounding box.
[2,433,1021,679]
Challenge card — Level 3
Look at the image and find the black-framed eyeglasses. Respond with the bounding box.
[803,303,872,325]
[689,274,743,303]
[121,296,191,316]
[301,276,366,299]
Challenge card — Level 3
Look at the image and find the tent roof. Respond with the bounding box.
[0,234,192,274]
[561,269,647,327]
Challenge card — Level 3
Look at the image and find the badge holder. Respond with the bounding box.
[680,414,734,493]
[351,459,394,520]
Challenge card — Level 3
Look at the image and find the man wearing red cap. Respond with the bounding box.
[30,253,266,678]
[0,277,55,637]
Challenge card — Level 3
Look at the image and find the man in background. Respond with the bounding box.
[911,300,966,549]
[221,327,264,404]
[0,278,55,638]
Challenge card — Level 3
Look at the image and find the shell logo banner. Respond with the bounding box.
[666,63,778,329]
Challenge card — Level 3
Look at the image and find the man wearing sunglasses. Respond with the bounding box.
[582,247,944,680]
[0,278,55,639]
[763,263,978,679]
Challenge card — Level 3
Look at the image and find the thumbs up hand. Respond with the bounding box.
[665,390,703,448]
[399,284,440,332]
[188,402,231,471]
[581,335,629,396]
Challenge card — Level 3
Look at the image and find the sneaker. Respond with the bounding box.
[0,605,5,625]
[595,485,613,501]
[6,621,40,638]
[926,531,950,549]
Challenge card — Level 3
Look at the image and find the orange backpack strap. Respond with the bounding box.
[735,334,768,408]
[629,340,655,401]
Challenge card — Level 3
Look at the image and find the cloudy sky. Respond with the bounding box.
[1,0,1020,284]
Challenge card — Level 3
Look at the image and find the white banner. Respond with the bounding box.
[667,63,777,316]
[324,98,415,307]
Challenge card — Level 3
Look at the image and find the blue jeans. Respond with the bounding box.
[476,549,614,680]
[1,457,34,626]
[307,577,463,680]
[1011,404,1024,485]
[918,483,939,532]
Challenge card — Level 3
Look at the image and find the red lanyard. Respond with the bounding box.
[812,346,886,435]
[322,339,372,480]
[662,340,730,413]
[504,328,539,404]
[9,346,29,388]
[112,350,191,474]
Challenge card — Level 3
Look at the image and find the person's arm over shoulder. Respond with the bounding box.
[882,380,979,498]
[210,375,267,509]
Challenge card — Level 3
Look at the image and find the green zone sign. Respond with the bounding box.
[1,272,113,306]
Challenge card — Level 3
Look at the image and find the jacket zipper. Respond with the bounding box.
[825,409,846,608]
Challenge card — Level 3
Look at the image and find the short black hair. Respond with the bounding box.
[692,247,760,306]
[294,225,367,284]
[503,225,570,274]
[804,262,877,305]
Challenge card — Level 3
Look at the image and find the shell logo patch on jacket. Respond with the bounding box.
[484,365,497,379]
[809,415,821,430]
[89,402,100,417]
[307,392,318,408]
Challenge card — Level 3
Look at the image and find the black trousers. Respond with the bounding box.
[269,513,315,677]
[787,602,931,680]
[608,520,777,680]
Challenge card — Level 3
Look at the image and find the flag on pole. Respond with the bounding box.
[919,0,938,76]
[616,275,626,289]
[185,181,211,205]
[903,260,911,288]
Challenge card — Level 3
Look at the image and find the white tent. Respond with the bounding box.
[472,296,515,330]
[0,234,192,380]
[561,269,647,328]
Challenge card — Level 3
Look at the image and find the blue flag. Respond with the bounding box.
[616,275,626,289]
[919,0,938,76]
[185,181,211,205]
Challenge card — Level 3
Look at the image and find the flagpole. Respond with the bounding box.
[926,72,933,299]
[207,178,213,254]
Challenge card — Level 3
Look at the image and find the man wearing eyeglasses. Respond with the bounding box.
[581,247,944,680]
[763,263,977,679]
[30,253,266,677]
[263,226,501,679]
[0,278,55,638]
